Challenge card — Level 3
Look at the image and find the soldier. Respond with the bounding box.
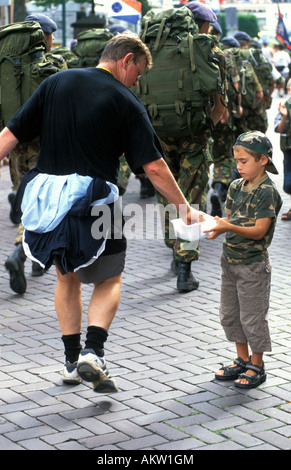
[208,30,241,217]
[233,31,266,136]
[155,2,225,291]
[5,14,61,295]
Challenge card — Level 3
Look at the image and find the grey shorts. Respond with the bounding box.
[54,251,126,284]
[77,251,126,283]
[220,255,272,352]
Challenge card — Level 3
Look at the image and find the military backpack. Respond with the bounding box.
[228,47,258,110]
[136,7,224,140]
[0,21,60,130]
[68,28,114,68]
[239,47,273,108]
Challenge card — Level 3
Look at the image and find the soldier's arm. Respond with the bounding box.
[0,127,19,162]
[211,93,225,125]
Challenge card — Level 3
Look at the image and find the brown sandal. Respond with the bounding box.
[281,209,291,221]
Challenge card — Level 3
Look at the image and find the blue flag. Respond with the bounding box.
[276,7,291,51]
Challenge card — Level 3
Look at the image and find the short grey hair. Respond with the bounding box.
[100,31,152,69]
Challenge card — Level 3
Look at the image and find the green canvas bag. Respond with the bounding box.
[72,28,114,68]
[228,47,259,110]
[136,7,223,140]
[0,21,59,130]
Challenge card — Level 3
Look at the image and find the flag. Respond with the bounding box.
[276,6,291,51]
[108,0,142,25]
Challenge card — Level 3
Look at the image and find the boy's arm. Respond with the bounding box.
[204,215,272,240]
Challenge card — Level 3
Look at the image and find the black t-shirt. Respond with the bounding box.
[7,68,163,183]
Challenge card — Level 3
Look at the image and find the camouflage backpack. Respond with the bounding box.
[0,21,60,130]
[239,47,274,106]
[228,47,259,110]
[136,7,223,140]
[68,28,114,68]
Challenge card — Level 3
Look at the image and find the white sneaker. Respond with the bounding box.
[63,361,82,385]
[77,349,118,393]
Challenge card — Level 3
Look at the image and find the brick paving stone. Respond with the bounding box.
[1,97,291,450]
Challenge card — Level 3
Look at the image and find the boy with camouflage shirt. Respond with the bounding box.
[205,131,282,389]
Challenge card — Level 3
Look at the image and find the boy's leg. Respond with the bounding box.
[234,260,271,386]
[216,258,249,379]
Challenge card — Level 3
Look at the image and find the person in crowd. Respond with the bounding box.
[205,131,282,389]
[155,1,225,292]
[0,32,202,392]
[274,78,291,220]
[5,13,60,295]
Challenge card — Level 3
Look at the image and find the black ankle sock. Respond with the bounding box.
[62,333,82,363]
[85,326,108,357]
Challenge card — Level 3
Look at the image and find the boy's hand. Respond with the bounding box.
[203,216,229,239]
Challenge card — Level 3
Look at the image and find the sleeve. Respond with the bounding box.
[123,110,164,174]
[254,185,279,220]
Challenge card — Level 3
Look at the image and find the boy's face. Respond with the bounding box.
[234,147,268,184]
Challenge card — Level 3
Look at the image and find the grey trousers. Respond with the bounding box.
[220,255,272,352]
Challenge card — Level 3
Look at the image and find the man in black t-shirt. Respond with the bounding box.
[0,32,202,393]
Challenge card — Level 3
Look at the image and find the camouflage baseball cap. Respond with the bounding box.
[235,131,278,175]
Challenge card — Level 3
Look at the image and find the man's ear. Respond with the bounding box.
[123,52,134,69]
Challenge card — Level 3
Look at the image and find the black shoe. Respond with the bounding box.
[8,192,21,225]
[5,244,27,294]
[177,262,199,292]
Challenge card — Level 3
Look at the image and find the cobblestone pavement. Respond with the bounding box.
[0,97,291,451]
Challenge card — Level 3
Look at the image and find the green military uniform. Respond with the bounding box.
[117,155,155,198]
[9,51,67,242]
[210,43,240,216]
[156,132,212,263]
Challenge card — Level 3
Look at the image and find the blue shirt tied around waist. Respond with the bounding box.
[21,172,119,274]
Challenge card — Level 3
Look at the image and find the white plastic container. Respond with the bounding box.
[171,214,217,242]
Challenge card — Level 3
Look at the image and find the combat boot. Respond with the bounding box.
[8,192,21,225]
[5,244,27,294]
[177,262,199,292]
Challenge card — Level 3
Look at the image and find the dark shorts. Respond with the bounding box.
[77,251,126,283]
[53,250,126,284]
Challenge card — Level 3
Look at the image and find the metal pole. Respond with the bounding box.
[62,0,66,46]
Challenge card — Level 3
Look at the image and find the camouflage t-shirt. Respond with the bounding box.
[223,174,282,264]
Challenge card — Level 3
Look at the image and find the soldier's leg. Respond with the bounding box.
[210,125,235,217]
[155,138,180,269]
[117,155,132,196]
[5,141,42,294]
[173,138,211,292]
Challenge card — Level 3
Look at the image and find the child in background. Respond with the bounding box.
[275,78,291,220]
[205,131,282,389]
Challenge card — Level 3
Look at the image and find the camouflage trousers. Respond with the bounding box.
[117,155,147,192]
[211,122,236,187]
[117,155,132,192]
[9,140,40,245]
[156,135,212,263]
